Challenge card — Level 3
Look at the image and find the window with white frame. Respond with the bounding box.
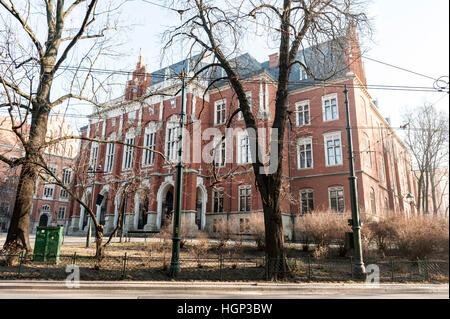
[90,142,99,167]
[300,189,314,214]
[60,188,69,200]
[105,143,115,172]
[62,169,72,185]
[323,94,338,121]
[239,186,252,212]
[213,188,224,213]
[238,92,252,120]
[297,137,313,169]
[122,137,135,170]
[324,132,342,166]
[42,205,50,212]
[48,165,57,176]
[238,133,252,164]
[58,206,66,220]
[43,185,54,199]
[143,129,156,166]
[214,138,226,167]
[214,99,226,125]
[329,187,345,212]
[296,101,310,126]
[300,67,308,80]
[166,117,179,161]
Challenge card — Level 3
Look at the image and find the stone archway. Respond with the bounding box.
[156,181,174,230]
[134,189,150,230]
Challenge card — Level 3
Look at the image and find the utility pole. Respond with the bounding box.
[344,84,365,279]
[86,166,95,248]
[168,70,186,277]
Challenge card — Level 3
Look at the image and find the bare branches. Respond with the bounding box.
[0,0,44,58]
[52,0,98,74]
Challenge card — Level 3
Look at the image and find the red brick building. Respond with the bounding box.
[68,37,417,239]
[0,115,79,234]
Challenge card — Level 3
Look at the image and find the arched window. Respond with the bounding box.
[166,115,179,162]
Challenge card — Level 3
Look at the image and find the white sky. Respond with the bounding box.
[69,0,449,130]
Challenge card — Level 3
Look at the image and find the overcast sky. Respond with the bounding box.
[67,0,449,131]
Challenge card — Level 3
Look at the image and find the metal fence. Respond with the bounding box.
[0,252,448,282]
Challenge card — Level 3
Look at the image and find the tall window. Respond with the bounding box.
[370,188,377,214]
[239,186,252,212]
[43,185,54,199]
[166,117,179,161]
[90,142,99,167]
[300,67,308,80]
[329,187,345,212]
[122,137,134,170]
[238,92,252,120]
[213,188,224,213]
[215,99,226,125]
[143,130,156,166]
[62,169,72,185]
[323,94,338,121]
[238,134,252,164]
[324,132,342,166]
[105,143,115,172]
[296,101,310,126]
[214,139,226,167]
[60,188,69,200]
[300,189,314,214]
[297,137,313,169]
[58,206,66,220]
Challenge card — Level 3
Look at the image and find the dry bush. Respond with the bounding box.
[295,211,351,256]
[392,215,449,259]
[312,245,329,259]
[212,219,234,253]
[365,217,398,257]
[248,213,265,251]
[188,231,209,267]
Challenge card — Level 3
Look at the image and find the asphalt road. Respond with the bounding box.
[0,281,447,299]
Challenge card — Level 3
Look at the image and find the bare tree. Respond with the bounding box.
[401,103,449,215]
[163,0,370,278]
[0,0,127,255]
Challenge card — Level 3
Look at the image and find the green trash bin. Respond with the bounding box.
[33,226,64,262]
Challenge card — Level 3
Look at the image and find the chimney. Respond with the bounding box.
[269,53,279,69]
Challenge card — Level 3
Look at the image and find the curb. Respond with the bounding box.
[0,281,448,293]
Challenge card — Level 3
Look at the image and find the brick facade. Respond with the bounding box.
[68,40,417,240]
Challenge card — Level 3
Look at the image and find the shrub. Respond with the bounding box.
[295,211,351,256]
[393,215,449,259]
[248,213,265,251]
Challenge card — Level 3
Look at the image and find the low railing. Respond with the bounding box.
[0,251,448,283]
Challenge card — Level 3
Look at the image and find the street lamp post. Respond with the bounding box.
[86,166,95,248]
[168,70,186,278]
[344,84,366,279]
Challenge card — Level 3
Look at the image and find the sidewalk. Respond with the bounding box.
[1,280,448,292]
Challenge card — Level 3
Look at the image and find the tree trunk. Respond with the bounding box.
[3,111,49,255]
[95,225,105,261]
[3,163,36,253]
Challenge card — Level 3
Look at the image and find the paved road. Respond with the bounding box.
[0,281,447,299]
